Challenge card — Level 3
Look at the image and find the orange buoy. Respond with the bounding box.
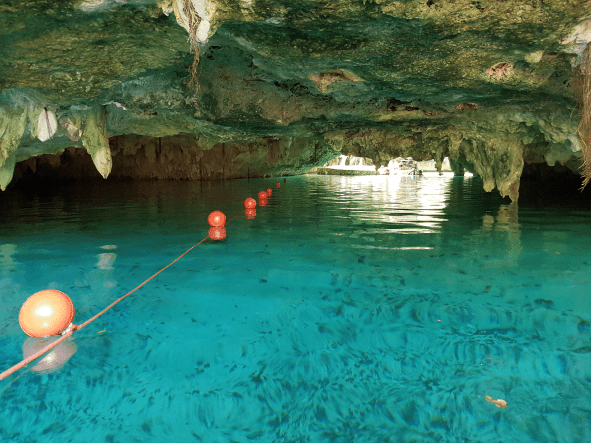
[208,210,226,227]
[244,198,256,209]
[266,188,272,196]
[208,226,226,240]
[19,290,75,337]
[258,190,268,200]
[276,182,280,188]
[22,337,78,374]
[245,208,256,219]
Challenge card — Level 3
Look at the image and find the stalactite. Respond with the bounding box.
[36,108,58,142]
[80,108,112,179]
[0,112,27,191]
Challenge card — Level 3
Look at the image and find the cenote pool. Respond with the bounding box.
[1,175,590,442]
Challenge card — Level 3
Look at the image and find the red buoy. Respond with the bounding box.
[266,188,272,196]
[244,198,256,209]
[258,191,268,200]
[19,290,75,337]
[245,208,256,219]
[276,182,280,188]
[208,210,226,227]
[208,226,226,240]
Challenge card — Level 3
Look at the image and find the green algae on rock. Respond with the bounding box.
[0,0,589,199]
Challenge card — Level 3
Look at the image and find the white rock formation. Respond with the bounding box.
[80,108,113,179]
[0,108,27,191]
[36,108,58,142]
[173,0,216,43]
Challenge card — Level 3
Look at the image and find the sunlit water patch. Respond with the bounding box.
[1,176,590,442]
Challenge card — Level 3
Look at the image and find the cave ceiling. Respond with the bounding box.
[0,0,589,199]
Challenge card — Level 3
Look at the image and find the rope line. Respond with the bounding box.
[76,235,209,330]
[1,233,210,381]
[1,202,265,381]
[0,331,74,381]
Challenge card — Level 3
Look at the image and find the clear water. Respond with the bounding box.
[1,175,590,443]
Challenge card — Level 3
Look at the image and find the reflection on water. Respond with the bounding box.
[0,176,590,443]
[22,337,78,374]
[474,203,522,268]
[0,244,18,275]
[316,175,449,234]
[96,253,117,270]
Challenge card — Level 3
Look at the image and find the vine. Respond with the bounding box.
[173,0,206,96]
[183,0,202,91]
[577,44,591,189]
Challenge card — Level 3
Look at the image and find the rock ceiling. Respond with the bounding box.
[0,0,589,199]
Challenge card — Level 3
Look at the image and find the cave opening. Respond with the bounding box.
[519,162,591,204]
[5,147,591,206]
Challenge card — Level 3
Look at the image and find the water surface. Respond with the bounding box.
[1,175,590,442]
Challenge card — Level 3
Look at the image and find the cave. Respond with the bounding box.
[1,0,590,200]
[1,2,591,442]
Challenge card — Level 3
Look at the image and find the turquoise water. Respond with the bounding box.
[1,175,590,443]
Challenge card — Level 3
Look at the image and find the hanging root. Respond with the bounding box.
[577,44,591,190]
[182,0,202,93]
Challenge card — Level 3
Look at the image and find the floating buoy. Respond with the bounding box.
[208,226,226,240]
[258,191,268,200]
[244,198,256,209]
[245,208,256,219]
[19,290,75,337]
[276,182,280,188]
[22,337,77,374]
[266,188,272,196]
[207,210,226,227]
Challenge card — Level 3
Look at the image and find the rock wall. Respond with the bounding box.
[9,106,583,202]
[11,133,336,183]
[2,1,590,201]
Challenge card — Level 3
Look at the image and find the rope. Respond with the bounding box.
[1,234,208,381]
[76,236,209,330]
[0,330,75,381]
[1,202,267,381]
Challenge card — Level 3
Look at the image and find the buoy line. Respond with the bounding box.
[0,182,283,381]
[0,236,209,381]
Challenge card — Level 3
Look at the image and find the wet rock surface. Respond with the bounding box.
[1,0,589,199]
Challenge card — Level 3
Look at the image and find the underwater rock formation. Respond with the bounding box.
[1,0,590,199]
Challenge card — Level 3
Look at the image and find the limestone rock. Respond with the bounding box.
[36,108,58,142]
[80,108,112,179]
[0,0,589,197]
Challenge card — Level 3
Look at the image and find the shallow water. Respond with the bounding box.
[1,175,590,443]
